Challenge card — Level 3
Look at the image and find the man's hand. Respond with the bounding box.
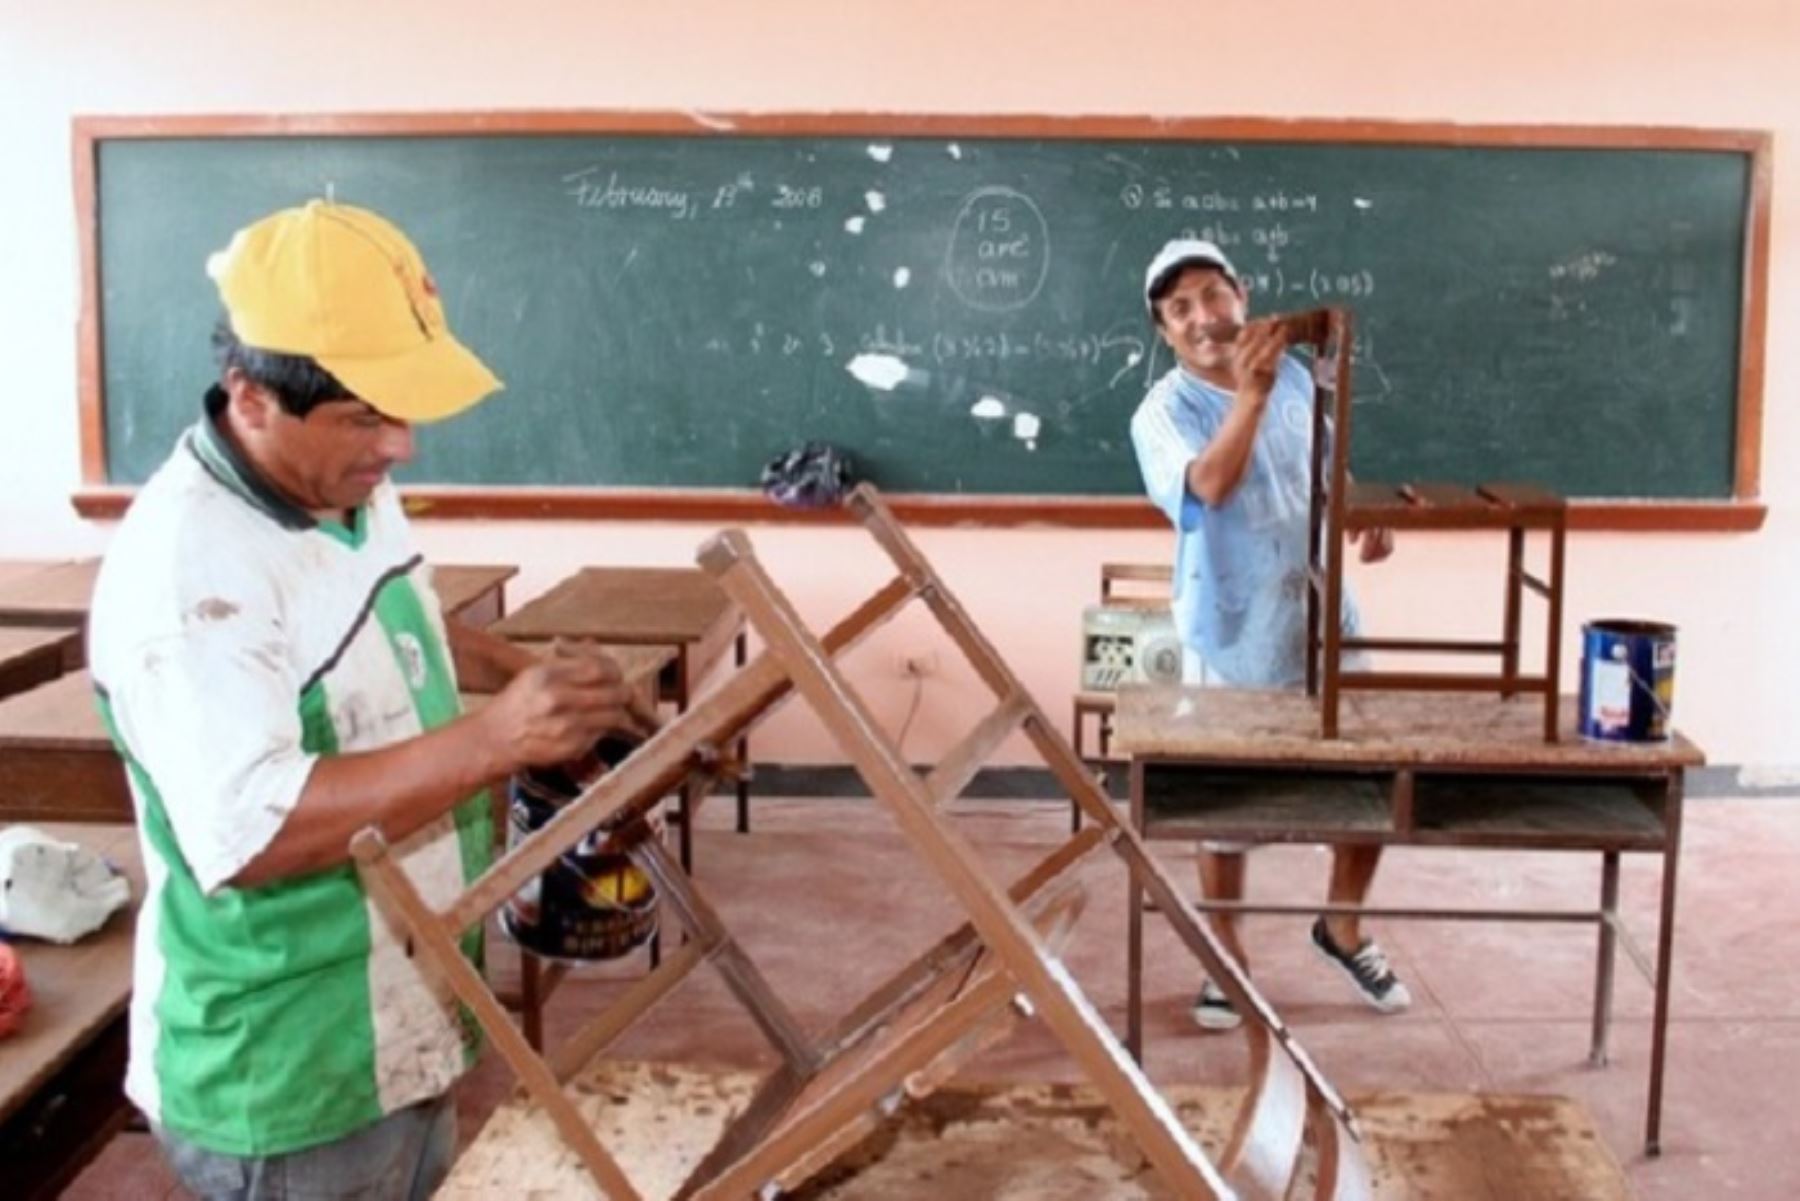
[1231,318,1287,399]
[1351,526,1396,564]
[475,650,654,776]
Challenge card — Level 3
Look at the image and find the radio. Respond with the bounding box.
[1080,604,1182,691]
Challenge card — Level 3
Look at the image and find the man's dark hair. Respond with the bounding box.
[210,320,353,418]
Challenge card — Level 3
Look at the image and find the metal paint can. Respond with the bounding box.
[500,737,659,962]
[1578,619,1676,742]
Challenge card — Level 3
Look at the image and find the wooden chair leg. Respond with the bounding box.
[1222,1025,1307,1200]
[1502,525,1524,695]
[1069,700,1085,834]
[520,950,544,1052]
[1545,520,1567,743]
[1311,1096,1377,1201]
[735,630,752,834]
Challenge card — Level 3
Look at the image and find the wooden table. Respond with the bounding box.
[0,671,127,824]
[0,560,62,591]
[0,559,99,630]
[1115,687,1704,1157]
[493,567,753,868]
[0,560,507,632]
[0,628,82,700]
[431,563,518,629]
[0,654,649,826]
[0,822,142,1201]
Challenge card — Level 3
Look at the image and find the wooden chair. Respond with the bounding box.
[1294,307,1567,740]
[1070,562,1171,832]
[354,485,1372,1200]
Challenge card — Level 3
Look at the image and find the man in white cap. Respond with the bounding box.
[1130,237,1409,1032]
[89,201,648,1198]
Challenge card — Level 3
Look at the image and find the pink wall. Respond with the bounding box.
[3,1,1796,769]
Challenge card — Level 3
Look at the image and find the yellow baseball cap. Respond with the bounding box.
[206,200,502,423]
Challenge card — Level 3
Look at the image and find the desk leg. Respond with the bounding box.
[734,630,751,835]
[1127,759,1145,1063]
[676,647,695,875]
[1646,777,1685,1157]
[1589,850,1620,1067]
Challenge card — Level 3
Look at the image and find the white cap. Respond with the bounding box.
[1143,238,1240,319]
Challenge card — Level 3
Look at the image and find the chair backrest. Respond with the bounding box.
[1098,562,1172,609]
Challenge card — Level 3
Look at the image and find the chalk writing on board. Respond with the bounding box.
[1119,183,1320,216]
[943,187,1052,312]
[684,321,1396,403]
[1195,261,1377,303]
[772,184,824,210]
[563,167,695,220]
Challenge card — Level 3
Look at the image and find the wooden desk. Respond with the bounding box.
[0,628,82,700]
[0,672,127,824]
[493,567,753,867]
[0,559,99,630]
[431,563,518,629]
[0,822,142,1201]
[0,560,61,591]
[1116,687,1704,1157]
[0,662,600,827]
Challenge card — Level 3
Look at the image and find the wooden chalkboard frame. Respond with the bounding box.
[70,111,1771,532]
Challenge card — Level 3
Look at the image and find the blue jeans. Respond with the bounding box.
[153,1093,456,1201]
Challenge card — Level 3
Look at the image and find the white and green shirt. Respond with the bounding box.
[89,402,492,1157]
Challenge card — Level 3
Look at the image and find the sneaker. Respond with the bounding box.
[1190,980,1243,1031]
[1310,918,1412,1013]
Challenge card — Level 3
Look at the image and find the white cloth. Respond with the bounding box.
[0,826,131,943]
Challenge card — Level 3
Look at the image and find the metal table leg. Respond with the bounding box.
[1589,850,1620,1067]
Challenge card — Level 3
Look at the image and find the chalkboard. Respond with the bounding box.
[77,115,1768,523]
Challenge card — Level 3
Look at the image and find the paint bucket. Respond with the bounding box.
[1578,619,1677,743]
[500,736,659,962]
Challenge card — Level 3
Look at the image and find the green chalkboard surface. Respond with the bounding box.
[84,116,1763,508]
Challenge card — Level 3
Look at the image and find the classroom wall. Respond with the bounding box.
[3,0,1797,773]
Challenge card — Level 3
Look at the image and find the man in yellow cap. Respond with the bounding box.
[88,201,645,1199]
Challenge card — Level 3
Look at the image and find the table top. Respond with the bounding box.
[0,559,100,625]
[4,658,670,741]
[0,561,510,626]
[466,641,676,697]
[0,671,106,751]
[430,563,518,617]
[0,560,61,589]
[0,627,80,666]
[1114,687,1704,770]
[0,822,141,1125]
[493,567,739,646]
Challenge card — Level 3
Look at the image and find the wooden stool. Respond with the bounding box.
[1291,308,1567,740]
[1069,563,1170,832]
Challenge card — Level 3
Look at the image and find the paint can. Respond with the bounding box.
[1578,619,1676,742]
[500,736,659,962]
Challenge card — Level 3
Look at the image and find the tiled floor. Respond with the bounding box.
[62,794,1800,1199]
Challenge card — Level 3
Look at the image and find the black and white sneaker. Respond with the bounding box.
[1190,981,1243,1031]
[1310,918,1412,1013]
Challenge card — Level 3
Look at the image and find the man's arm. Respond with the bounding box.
[229,655,638,888]
[1184,322,1285,507]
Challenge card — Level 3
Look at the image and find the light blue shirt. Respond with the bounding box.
[1129,355,1361,688]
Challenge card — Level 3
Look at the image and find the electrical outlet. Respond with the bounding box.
[896,650,939,678]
